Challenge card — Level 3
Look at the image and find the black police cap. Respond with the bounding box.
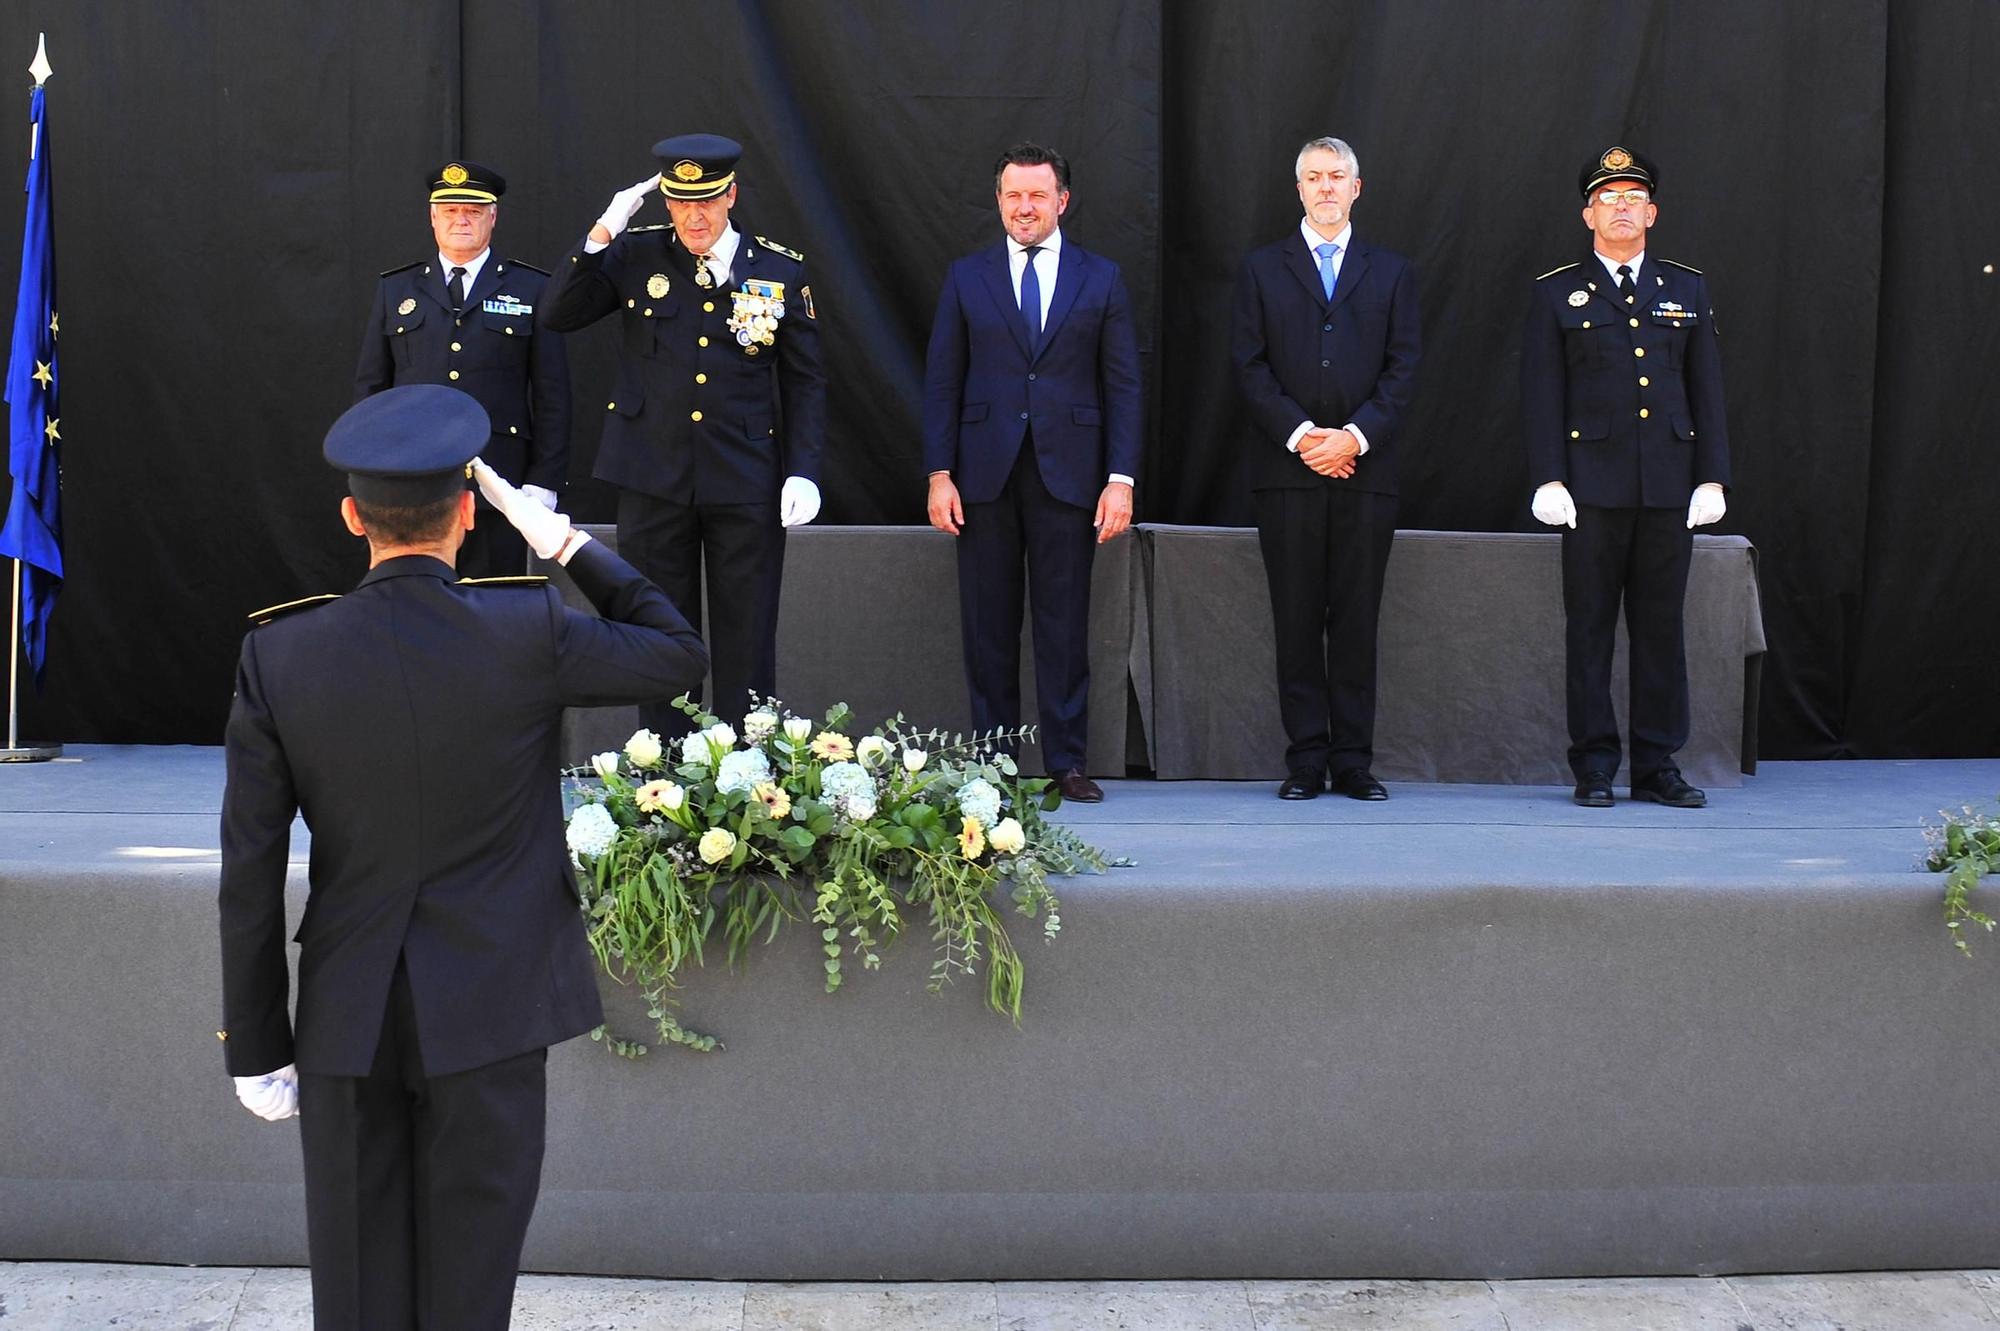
[324,385,489,505]
[430,160,506,204]
[1580,145,1658,198]
[652,134,741,201]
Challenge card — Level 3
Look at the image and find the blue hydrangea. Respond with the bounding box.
[956,777,1003,828]
[716,746,773,796]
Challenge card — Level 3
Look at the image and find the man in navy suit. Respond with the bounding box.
[923,143,1143,803]
[1232,137,1421,801]
[1521,146,1730,809]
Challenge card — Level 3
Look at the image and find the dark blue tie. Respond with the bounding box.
[1020,245,1043,352]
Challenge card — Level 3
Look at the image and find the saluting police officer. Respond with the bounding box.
[542,134,827,738]
[355,161,572,579]
[1521,146,1732,809]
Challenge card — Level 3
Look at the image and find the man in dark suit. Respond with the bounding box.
[355,161,571,579]
[1232,137,1422,801]
[218,386,707,1330]
[1521,146,1730,808]
[922,142,1142,803]
[542,134,826,738]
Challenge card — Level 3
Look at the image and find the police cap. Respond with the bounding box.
[324,385,489,505]
[652,134,741,201]
[430,160,506,204]
[1580,145,1658,198]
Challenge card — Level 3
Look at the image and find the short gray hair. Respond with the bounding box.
[1295,137,1360,181]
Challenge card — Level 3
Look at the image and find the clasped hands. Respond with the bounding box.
[1297,427,1360,479]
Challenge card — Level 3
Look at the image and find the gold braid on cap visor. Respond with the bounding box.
[659,171,736,200]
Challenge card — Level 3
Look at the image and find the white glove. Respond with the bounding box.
[1532,480,1577,529]
[520,483,560,513]
[1686,482,1727,529]
[779,476,822,528]
[471,458,585,562]
[233,1064,299,1122]
[595,174,663,241]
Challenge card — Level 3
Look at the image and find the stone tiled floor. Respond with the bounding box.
[1,1264,1997,1329]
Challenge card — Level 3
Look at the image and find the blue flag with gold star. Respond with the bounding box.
[1,79,59,680]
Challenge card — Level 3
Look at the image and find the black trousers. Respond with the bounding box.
[1561,503,1694,782]
[616,488,784,737]
[297,962,548,1331]
[957,444,1097,774]
[1254,485,1399,776]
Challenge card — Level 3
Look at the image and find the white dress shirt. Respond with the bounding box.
[1595,249,1646,292]
[437,247,492,304]
[997,227,1131,489]
[1285,220,1368,457]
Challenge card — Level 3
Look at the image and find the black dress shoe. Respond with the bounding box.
[1051,769,1104,803]
[1330,767,1388,800]
[1573,771,1614,807]
[1632,768,1706,808]
[1278,772,1322,800]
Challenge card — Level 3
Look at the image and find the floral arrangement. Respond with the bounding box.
[564,696,1109,1057]
[1924,798,2000,956]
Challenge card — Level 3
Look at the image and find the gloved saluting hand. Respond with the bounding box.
[233,1064,299,1122]
[472,458,589,564]
[1532,480,1578,529]
[1686,482,1727,529]
[594,174,664,243]
[779,476,821,528]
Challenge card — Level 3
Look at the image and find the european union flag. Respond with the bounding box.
[1,73,59,681]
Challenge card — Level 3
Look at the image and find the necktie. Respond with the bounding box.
[1617,263,1635,305]
[1315,241,1340,302]
[449,266,468,312]
[1019,245,1044,351]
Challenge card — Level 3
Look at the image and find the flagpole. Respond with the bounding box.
[2,34,58,761]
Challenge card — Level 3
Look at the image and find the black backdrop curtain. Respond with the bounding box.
[2,0,1993,757]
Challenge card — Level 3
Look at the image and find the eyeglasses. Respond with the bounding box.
[1595,189,1650,207]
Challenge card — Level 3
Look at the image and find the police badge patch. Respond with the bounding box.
[397,297,417,316]
[1567,290,1589,307]
[647,273,670,299]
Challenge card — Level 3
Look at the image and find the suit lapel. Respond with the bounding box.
[464,254,505,312]
[1035,242,1085,360]
[1327,244,1369,315]
[978,243,1033,361]
[1285,235,1327,309]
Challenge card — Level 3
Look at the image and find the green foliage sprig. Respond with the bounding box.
[564,697,1110,1057]
[1924,798,2000,956]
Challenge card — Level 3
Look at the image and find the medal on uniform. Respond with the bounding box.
[694,258,715,289]
[647,273,670,299]
[398,297,417,316]
[727,279,786,349]
[1567,290,1589,307]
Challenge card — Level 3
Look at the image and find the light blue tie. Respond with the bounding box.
[1315,241,1340,302]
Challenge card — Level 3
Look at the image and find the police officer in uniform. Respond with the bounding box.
[219,385,708,1330]
[1521,146,1731,808]
[355,161,572,578]
[542,134,827,736]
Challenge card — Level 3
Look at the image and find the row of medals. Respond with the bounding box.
[645,265,785,353]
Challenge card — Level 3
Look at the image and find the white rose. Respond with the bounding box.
[838,791,878,823]
[680,731,715,768]
[989,817,1026,855]
[902,748,927,773]
[743,709,779,744]
[782,716,814,744]
[589,751,621,780]
[856,735,890,769]
[624,729,664,769]
[660,782,687,811]
[704,721,737,749]
[697,828,737,865]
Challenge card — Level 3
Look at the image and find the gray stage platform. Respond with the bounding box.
[539,525,1763,786]
[4,749,1997,1280]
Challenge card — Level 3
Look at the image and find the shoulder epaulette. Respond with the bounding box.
[1659,258,1704,274]
[1534,262,1582,281]
[628,223,671,233]
[379,260,423,279]
[756,235,804,261]
[247,593,340,626]
[457,575,550,588]
[508,259,551,276]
